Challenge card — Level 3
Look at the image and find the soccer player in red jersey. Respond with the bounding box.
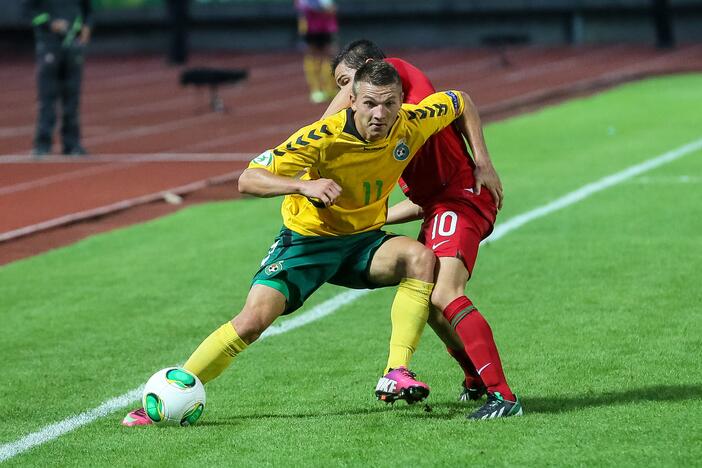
[326,40,522,419]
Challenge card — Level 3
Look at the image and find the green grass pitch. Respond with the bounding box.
[1,74,701,466]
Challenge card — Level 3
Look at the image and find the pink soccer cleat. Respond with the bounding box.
[375,367,430,404]
[121,407,152,427]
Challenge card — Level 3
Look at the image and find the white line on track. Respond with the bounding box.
[0,170,245,243]
[1,136,701,463]
[0,163,138,196]
[0,153,255,165]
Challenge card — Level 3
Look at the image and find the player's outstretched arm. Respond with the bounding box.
[238,168,342,207]
[321,84,353,118]
[386,199,423,225]
[455,91,504,210]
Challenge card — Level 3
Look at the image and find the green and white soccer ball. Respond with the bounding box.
[142,367,206,426]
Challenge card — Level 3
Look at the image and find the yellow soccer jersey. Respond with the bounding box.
[248,90,465,236]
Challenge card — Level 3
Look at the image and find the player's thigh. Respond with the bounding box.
[419,204,492,277]
[252,228,342,314]
[328,230,394,289]
[367,235,434,285]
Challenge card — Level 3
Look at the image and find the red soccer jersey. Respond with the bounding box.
[385,57,496,223]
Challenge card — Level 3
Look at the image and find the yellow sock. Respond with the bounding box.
[385,278,434,373]
[320,58,336,95]
[303,54,321,93]
[183,322,248,384]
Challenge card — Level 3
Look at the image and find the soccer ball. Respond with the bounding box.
[142,367,206,426]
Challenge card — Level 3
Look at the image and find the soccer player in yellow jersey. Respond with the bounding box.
[123,60,499,426]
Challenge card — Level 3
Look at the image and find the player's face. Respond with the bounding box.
[351,82,402,142]
[334,61,356,89]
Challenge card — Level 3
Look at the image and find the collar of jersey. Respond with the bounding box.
[343,107,400,144]
[343,108,368,142]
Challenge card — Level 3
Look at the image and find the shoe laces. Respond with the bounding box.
[395,367,417,379]
[133,408,147,417]
[482,392,505,409]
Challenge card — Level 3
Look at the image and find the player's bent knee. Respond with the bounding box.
[231,313,265,344]
[403,244,435,280]
[231,303,277,344]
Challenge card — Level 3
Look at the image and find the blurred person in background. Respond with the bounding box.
[166,0,190,64]
[25,0,91,157]
[295,0,338,103]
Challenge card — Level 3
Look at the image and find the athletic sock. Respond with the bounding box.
[320,57,336,95]
[385,278,434,373]
[446,346,484,389]
[442,296,515,400]
[183,322,248,384]
[303,54,321,94]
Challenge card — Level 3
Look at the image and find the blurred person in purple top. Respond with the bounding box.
[295,0,339,103]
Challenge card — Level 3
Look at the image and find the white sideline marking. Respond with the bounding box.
[262,289,370,339]
[485,137,702,244]
[1,137,701,462]
[0,291,368,463]
[0,388,143,463]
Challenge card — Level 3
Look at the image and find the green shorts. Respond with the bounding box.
[251,227,397,314]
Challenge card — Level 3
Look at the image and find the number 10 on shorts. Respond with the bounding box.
[431,211,457,239]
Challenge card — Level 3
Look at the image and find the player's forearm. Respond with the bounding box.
[321,85,352,118]
[386,199,423,225]
[238,168,304,198]
[457,92,492,166]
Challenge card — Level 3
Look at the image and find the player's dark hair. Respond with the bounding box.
[331,39,386,73]
[352,60,401,95]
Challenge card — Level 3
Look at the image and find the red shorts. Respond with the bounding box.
[417,201,494,275]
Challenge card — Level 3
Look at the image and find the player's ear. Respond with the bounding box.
[350,90,357,110]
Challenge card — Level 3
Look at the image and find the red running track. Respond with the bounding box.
[1,45,701,263]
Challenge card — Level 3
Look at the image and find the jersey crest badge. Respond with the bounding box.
[265,261,283,275]
[252,150,273,167]
[393,139,410,161]
[444,91,460,115]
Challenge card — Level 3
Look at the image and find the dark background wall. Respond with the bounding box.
[2,0,701,56]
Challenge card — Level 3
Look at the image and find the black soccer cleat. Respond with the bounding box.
[459,379,488,401]
[467,392,523,420]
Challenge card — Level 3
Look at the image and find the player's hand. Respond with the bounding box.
[301,178,342,207]
[79,26,91,44]
[50,19,69,34]
[473,161,504,210]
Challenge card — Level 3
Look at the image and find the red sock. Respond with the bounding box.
[443,296,515,401]
[446,346,484,390]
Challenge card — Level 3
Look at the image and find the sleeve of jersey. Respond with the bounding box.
[386,58,436,104]
[247,122,328,177]
[404,90,465,140]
